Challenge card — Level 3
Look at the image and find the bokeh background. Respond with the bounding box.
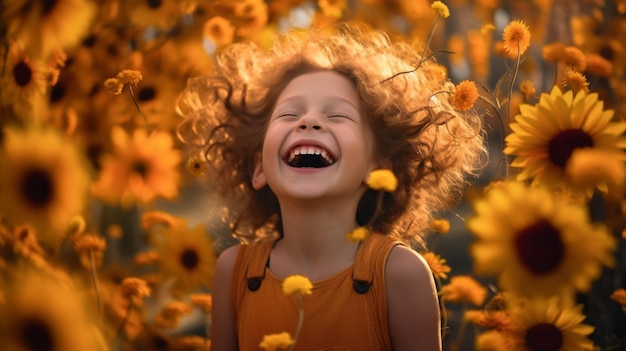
[0,0,625,350]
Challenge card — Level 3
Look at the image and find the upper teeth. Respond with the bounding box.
[288,146,334,164]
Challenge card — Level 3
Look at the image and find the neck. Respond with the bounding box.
[271,198,361,278]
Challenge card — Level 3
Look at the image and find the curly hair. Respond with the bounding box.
[177,22,485,245]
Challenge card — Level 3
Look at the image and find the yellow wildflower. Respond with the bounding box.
[502,20,531,57]
[430,218,450,234]
[561,70,589,93]
[259,332,293,351]
[282,275,313,296]
[431,1,450,18]
[366,169,398,192]
[346,227,370,242]
[422,252,451,280]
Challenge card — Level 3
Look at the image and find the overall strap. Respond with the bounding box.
[351,233,405,294]
[241,239,275,291]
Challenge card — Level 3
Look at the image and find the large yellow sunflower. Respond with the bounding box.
[0,41,49,120]
[154,223,216,293]
[0,271,102,351]
[1,0,95,58]
[467,181,615,298]
[504,86,626,195]
[0,127,90,244]
[504,297,595,351]
[92,127,181,208]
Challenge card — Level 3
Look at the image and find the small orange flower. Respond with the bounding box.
[452,80,478,111]
[584,53,613,77]
[189,293,213,313]
[502,20,531,57]
[562,46,587,72]
[441,275,488,306]
[610,288,626,306]
[519,80,536,101]
[121,277,152,299]
[542,42,566,62]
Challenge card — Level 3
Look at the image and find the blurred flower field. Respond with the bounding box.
[0,0,625,350]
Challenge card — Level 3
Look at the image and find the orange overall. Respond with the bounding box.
[230,233,404,350]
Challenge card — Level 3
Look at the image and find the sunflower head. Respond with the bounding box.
[504,86,626,194]
[0,127,90,244]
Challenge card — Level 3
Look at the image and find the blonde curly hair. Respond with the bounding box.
[177,22,485,245]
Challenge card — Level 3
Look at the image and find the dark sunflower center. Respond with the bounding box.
[147,0,162,9]
[132,161,149,177]
[20,317,54,351]
[525,322,564,351]
[514,219,565,275]
[180,249,199,270]
[13,61,33,87]
[547,128,594,168]
[150,335,170,350]
[137,86,157,102]
[20,168,55,208]
[42,0,57,16]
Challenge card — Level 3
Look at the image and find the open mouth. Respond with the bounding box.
[284,145,336,168]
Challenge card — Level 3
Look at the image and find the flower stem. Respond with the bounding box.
[89,250,103,315]
[287,294,304,351]
[114,300,134,343]
[435,276,449,341]
[128,85,150,129]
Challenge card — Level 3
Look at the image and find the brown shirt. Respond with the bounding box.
[230,233,404,350]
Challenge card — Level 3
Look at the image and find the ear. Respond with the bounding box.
[252,160,267,190]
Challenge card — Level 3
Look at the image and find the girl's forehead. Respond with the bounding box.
[275,70,361,106]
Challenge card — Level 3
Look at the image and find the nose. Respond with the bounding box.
[297,113,324,131]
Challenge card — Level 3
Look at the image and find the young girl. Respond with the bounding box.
[177,22,484,351]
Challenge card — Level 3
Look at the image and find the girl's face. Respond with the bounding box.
[252,70,377,204]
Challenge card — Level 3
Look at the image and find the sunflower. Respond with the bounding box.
[0,271,100,351]
[92,127,181,208]
[468,181,616,298]
[0,127,90,244]
[0,41,50,120]
[154,223,216,293]
[504,86,626,194]
[504,297,595,351]
[1,0,95,58]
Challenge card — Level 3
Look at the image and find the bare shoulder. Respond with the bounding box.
[215,244,240,274]
[385,245,433,281]
[211,244,241,351]
[386,245,442,351]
